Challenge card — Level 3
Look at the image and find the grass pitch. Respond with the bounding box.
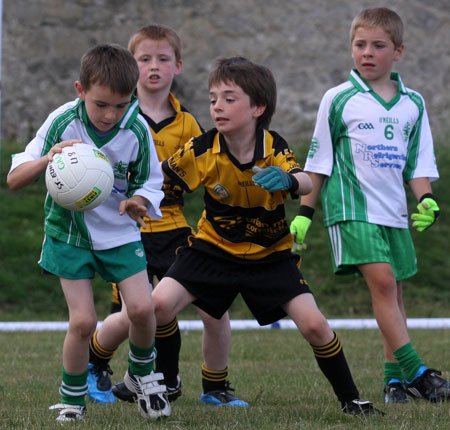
[0,328,449,429]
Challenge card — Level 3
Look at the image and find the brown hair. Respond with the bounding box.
[79,44,139,95]
[209,56,276,130]
[350,7,404,49]
[128,24,182,61]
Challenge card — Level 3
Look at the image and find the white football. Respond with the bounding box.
[45,143,114,212]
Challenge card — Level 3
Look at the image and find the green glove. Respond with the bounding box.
[411,194,440,232]
[252,166,299,192]
[290,205,315,252]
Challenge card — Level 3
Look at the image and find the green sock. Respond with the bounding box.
[384,361,403,385]
[393,342,424,382]
[128,340,156,376]
[60,367,88,406]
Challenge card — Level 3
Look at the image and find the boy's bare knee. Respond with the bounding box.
[117,311,131,331]
[153,295,174,325]
[153,296,165,320]
[127,300,154,325]
[201,313,228,331]
[301,317,331,343]
[69,316,97,340]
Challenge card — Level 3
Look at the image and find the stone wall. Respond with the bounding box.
[2,0,449,145]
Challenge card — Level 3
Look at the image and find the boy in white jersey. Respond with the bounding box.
[7,44,171,422]
[290,7,449,404]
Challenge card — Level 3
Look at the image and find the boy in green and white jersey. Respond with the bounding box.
[88,24,237,408]
[7,44,170,422]
[305,68,437,230]
[291,7,449,404]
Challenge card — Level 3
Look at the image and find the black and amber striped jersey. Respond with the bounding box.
[141,92,204,233]
[161,128,302,260]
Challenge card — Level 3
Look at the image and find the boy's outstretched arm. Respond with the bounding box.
[409,177,440,232]
[252,166,312,195]
[7,157,49,191]
[7,139,81,191]
[290,172,325,247]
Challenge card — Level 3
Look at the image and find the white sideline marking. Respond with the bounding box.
[0,318,449,332]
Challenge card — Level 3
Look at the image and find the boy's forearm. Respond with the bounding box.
[7,157,48,191]
[299,172,325,208]
[291,171,312,195]
[408,177,433,201]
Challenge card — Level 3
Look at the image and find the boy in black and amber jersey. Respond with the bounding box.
[87,25,238,408]
[166,128,300,259]
[154,56,384,416]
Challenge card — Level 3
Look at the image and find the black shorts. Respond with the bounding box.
[164,238,312,325]
[141,227,194,281]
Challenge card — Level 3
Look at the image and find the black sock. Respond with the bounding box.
[201,363,228,393]
[155,318,181,387]
[311,332,359,404]
[89,329,115,368]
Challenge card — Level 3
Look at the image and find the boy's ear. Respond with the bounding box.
[174,59,183,76]
[253,105,266,118]
[74,81,85,99]
[394,44,404,61]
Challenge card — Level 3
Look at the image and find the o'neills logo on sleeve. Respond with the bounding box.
[168,158,186,177]
[213,183,230,199]
[237,180,254,187]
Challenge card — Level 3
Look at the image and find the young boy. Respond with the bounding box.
[86,25,244,408]
[152,55,384,417]
[7,44,171,422]
[290,7,450,404]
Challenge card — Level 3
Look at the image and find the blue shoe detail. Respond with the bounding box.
[406,365,427,384]
[406,368,450,401]
[199,390,249,407]
[87,363,117,404]
[414,366,427,380]
[387,378,402,385]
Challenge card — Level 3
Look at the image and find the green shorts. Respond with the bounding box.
[326,221,417,281]
[39,235,147,283]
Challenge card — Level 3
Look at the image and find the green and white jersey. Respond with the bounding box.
[10,97,164,250]
[305,69,439,229]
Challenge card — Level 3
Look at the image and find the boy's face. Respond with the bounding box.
[75,82,132,133]
[351,26,403,85]
[134,39,182,94]
[209,81,265,137]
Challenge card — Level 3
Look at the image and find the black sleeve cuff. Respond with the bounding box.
[298,205,315,219]
[288,174,299,193]
[419,193,435,202]
[161,159,191,193]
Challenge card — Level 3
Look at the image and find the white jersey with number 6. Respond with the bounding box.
[305,69,439,229]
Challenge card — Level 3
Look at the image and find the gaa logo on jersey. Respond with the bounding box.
[213,183,230,199]
[357,122,375,130]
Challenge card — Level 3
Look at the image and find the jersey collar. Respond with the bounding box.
[77,94,139,146]
[77,94,139,131]
[349,69,407,94]
[213,128,266,156]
